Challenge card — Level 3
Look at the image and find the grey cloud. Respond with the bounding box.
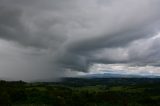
[0,0,160,80]
[127,35,160,66]
[92,33,160,67]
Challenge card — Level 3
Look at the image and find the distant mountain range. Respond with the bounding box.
[29,72,160,82]
[78,73,160,78]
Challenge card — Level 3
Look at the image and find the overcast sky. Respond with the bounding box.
[0,0,160,81]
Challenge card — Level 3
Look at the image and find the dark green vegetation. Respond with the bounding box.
[0,78,160,106]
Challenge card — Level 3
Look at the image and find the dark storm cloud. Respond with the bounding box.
[0,0,160,80]
[0,0,68,49]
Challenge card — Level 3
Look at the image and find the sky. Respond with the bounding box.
[0,0,160,81]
